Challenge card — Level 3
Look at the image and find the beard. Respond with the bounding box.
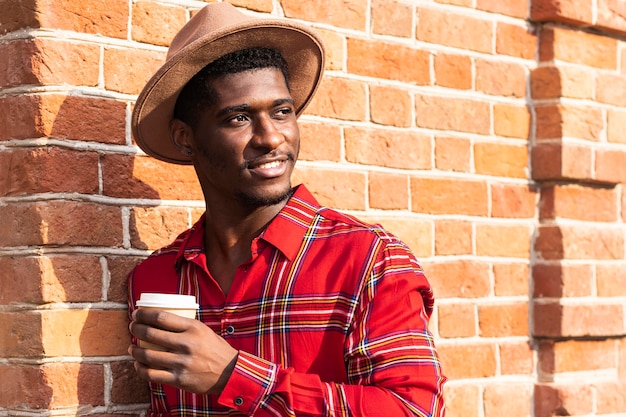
[235,185,295,208]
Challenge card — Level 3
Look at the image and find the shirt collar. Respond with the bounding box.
[174,184,321,266]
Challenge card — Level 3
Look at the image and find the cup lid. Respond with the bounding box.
[136,293,199,309]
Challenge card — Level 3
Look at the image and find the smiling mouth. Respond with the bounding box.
[256,160,283,169]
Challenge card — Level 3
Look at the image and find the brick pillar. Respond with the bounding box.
[0,1,157,413]
[530,1,626,416]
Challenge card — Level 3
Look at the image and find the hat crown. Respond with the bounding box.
[168,3,253,60]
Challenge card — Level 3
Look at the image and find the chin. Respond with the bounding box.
[236,186,294,208]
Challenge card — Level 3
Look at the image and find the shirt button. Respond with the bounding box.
[234,396,244,406]
[226,325,235,335]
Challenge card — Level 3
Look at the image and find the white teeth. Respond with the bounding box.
[257,160,282,169]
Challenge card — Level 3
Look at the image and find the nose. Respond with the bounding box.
[251,115,284,150]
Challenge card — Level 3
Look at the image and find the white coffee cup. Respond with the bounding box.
[135,293,199,350]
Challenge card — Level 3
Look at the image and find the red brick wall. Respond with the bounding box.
[1,0,625,416]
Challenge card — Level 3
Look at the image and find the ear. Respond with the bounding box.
[169,118,195,157]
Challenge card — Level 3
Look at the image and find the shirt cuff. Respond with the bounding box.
[217,350,278,415]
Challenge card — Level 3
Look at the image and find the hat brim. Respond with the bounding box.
[132,22,325,165]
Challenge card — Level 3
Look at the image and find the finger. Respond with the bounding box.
[130,321,189,352]
[134,308,195,333]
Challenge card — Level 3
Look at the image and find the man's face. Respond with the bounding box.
[188,67,300,209]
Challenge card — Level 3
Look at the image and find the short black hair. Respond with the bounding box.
[173,47,289,128]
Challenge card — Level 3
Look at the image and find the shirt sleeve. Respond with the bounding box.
[218,239,446,417]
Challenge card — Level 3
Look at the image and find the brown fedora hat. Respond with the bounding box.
[131,2,325,165]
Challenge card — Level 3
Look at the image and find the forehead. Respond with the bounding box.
[208,68,292,107]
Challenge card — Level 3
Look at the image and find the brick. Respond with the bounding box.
[531,65,594,100]
[365,217,432,258]
[110,360,150,404]
[371,0,414,37]
[476,0,528,18]
[0,94,124,143]
[494,263,529,296]
[130,207,191,251]
[368,173,409,210]
[535,224,624,260]
[474,142,528,178]
[0,312,43,357]
[475,59,526,98]
[423,260,491,298]
[225,0,273,13]
[596,0,626,35]
[344,127,432,170]
[491,183,537,219]
[438,303,476,337]
[0,364,49,407]
[104,47,165,95]
[531,0,593,23]
[307,77,367,121]
[443,384,480,417]
[479,302,528,337]
[0,256,45,304]
[596,382,626,414]
[0,147,99,196]
[44,362,105,407]
[533,302,625,337]
[347,38,430,84]
[313,28,344,71]
[106,256,144,303]
[41,256,103,302]
[411,177,488,216]
[535,104,604,141]
[494,103,531,139]
[36,0,128,38]
[0,39,99,88]
[434,136,471,172]
[435,0,473,6]
[539,27,618,69]
[597,264,626,297]
[415,94,490,135]
[131,1,187,46]
[437,343,497,379]
[621,339,626,379]
[496,22,537,60]
[484,383,532,417]
[608,109,626,144]
[534,383,594,417]
[41,309,129,356]
[595,149,626,184]
[539,339,617,374]
[597,73,626,106]
[282,0,366,30]
[0,201,123,247]
[533,264,594,298]
[417,8,493,54]
[433,53,472,90]
[500,341,534,375]
[369,85,413,127]
[476,224,531,258]
[0,0,38,34]
[101,154,203,200]
[540,184,618,222]
[531,143,593,182]
[292,167,366,210]
[298,121,342,162]
[434,220,472,255]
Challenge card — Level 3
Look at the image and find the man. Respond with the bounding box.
[127,3,446,416]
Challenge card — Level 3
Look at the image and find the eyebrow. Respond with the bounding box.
[216,98,295,118]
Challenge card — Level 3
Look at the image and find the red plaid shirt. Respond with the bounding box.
[128,185,446,416]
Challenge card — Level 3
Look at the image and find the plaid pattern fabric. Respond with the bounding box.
[128,185,446,417]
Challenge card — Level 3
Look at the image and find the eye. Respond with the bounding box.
[274,107,294,119]
[227,114,249,125]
